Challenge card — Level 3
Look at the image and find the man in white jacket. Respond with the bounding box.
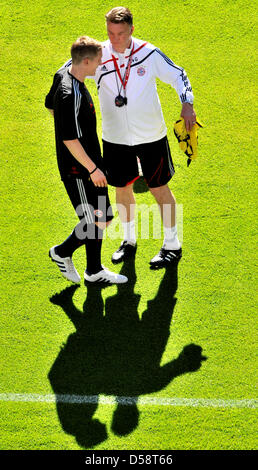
[96,6,196,269]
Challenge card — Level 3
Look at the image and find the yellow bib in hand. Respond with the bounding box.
[174,118,203,166]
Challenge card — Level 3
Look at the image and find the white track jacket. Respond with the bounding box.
[93,37,194,146]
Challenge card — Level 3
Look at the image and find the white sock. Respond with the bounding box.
[122,220,136,245]
[163,225,181,250]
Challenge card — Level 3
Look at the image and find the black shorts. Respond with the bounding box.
[103,136,175,188]
[63,175,114,225]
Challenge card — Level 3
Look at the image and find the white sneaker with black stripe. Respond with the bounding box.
[149,247,182,269]
[84,266,128,284]
[49,246,81,283]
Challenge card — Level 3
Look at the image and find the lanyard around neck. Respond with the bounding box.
[112,42,135,91]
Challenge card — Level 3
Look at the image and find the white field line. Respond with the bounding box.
[0,393,257,409]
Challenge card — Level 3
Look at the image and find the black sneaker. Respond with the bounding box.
[149,247,182,269]
[111,241,137,264]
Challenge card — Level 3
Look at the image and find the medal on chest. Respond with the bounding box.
[112,43,134,108]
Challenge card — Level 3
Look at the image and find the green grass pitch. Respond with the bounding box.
[0,0,257,451]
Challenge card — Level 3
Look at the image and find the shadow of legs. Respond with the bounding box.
[111,399,140,436]
[56,401,107,448]
[49,285,108,448]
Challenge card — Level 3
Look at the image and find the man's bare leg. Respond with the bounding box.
[111,185,137,263]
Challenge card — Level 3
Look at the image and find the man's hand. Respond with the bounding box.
[47,108,54,117]
[90,168,108,187]
[180,103,196,132]
[63,139,108,186]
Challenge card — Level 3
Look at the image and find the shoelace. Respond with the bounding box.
[160,248,168,257]
[118,241,128,252]
[66,258,75,273]
[160,248,177,259]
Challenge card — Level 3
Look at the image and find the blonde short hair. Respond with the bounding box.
[71,36,102,65]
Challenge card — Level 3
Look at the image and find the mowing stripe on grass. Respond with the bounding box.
[0,394,257,409]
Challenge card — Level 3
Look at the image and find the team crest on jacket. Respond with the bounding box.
[94,209,104,218]
[137,66,146,76]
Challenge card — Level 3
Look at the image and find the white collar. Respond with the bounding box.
[110,39,133,58]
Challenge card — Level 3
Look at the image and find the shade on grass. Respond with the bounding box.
[0,0,256,450]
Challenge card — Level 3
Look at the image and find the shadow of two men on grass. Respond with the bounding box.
[48,259,207,448]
